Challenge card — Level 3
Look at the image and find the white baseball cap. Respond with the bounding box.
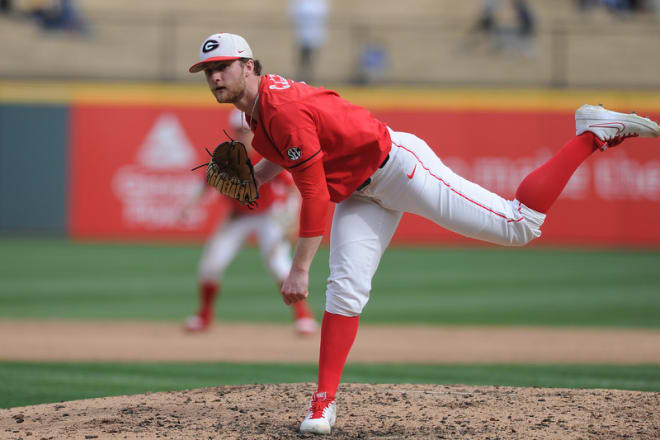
[189,33,253,73]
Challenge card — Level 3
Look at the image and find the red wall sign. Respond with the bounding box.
[70,105,233,240]
[70,105,660,245]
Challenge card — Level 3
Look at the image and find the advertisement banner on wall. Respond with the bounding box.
[70,105,660,245]
[70,105,233,240]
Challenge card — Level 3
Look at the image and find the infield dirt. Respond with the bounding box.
[2,383,659,439]
[1,320,659,439]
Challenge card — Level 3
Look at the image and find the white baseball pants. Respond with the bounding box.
[325,128,546,316]
[198,212,292,283]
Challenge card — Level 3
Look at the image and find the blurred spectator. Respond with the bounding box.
[577,0,649,13]
[1,0,12,14]
[29,0,89,35]
[468,0,537,57]
[354,39,389,85]
[513,0,534,38]
[472,0,499,36]
[288,0,329,84]
[602,0,633,11]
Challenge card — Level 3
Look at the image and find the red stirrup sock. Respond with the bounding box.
[316,311,360,400]
[198,281,219,318]
[292,299,315,319]
[515,133,597,213]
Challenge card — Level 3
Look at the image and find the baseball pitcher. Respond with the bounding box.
[189,33,660,434]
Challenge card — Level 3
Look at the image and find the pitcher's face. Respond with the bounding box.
[204,60,246,104]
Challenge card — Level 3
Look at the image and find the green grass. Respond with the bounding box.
[1,361,658,409]
[0,238,659,327]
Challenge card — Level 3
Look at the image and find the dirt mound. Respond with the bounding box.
[2,383,659,439]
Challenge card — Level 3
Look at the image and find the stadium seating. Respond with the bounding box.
[1,0,659,87]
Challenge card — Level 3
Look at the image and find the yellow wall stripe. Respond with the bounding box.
[2,81,660,112]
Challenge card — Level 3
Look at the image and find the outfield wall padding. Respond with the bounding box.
[0,104,69,233]
[69,105,660,245]
[2,83,659,245]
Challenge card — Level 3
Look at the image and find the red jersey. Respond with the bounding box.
[230,171,293,215]
[249,74,391,236]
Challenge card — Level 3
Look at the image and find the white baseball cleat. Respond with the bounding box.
[184,315,210,332]
[299,392,337,435]
[294,317,318,336]
[576,104,660,151]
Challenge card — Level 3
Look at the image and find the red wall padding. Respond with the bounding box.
[70,105,660,245]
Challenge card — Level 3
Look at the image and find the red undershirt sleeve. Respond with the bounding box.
[291,159,331,237]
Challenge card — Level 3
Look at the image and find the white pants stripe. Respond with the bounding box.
[325,129,546,316]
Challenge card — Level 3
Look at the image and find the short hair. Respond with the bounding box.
[240,58,263,76]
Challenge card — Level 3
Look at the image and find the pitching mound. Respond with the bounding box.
[2,383,659,439]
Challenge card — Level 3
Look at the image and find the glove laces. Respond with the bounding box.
[191,130,236,171]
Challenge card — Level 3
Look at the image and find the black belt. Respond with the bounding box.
[356,154,390,191]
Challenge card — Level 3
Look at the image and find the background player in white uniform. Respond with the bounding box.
[182,108,317,336]
[189,33,660,434]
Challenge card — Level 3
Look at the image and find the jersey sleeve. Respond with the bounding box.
[290,159,330,237]
[267,105,323,171]
[273,169,295,187]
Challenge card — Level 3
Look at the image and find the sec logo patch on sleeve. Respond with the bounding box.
[287,147,302,161]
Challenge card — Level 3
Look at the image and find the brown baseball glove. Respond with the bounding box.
[192,139,259,207]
